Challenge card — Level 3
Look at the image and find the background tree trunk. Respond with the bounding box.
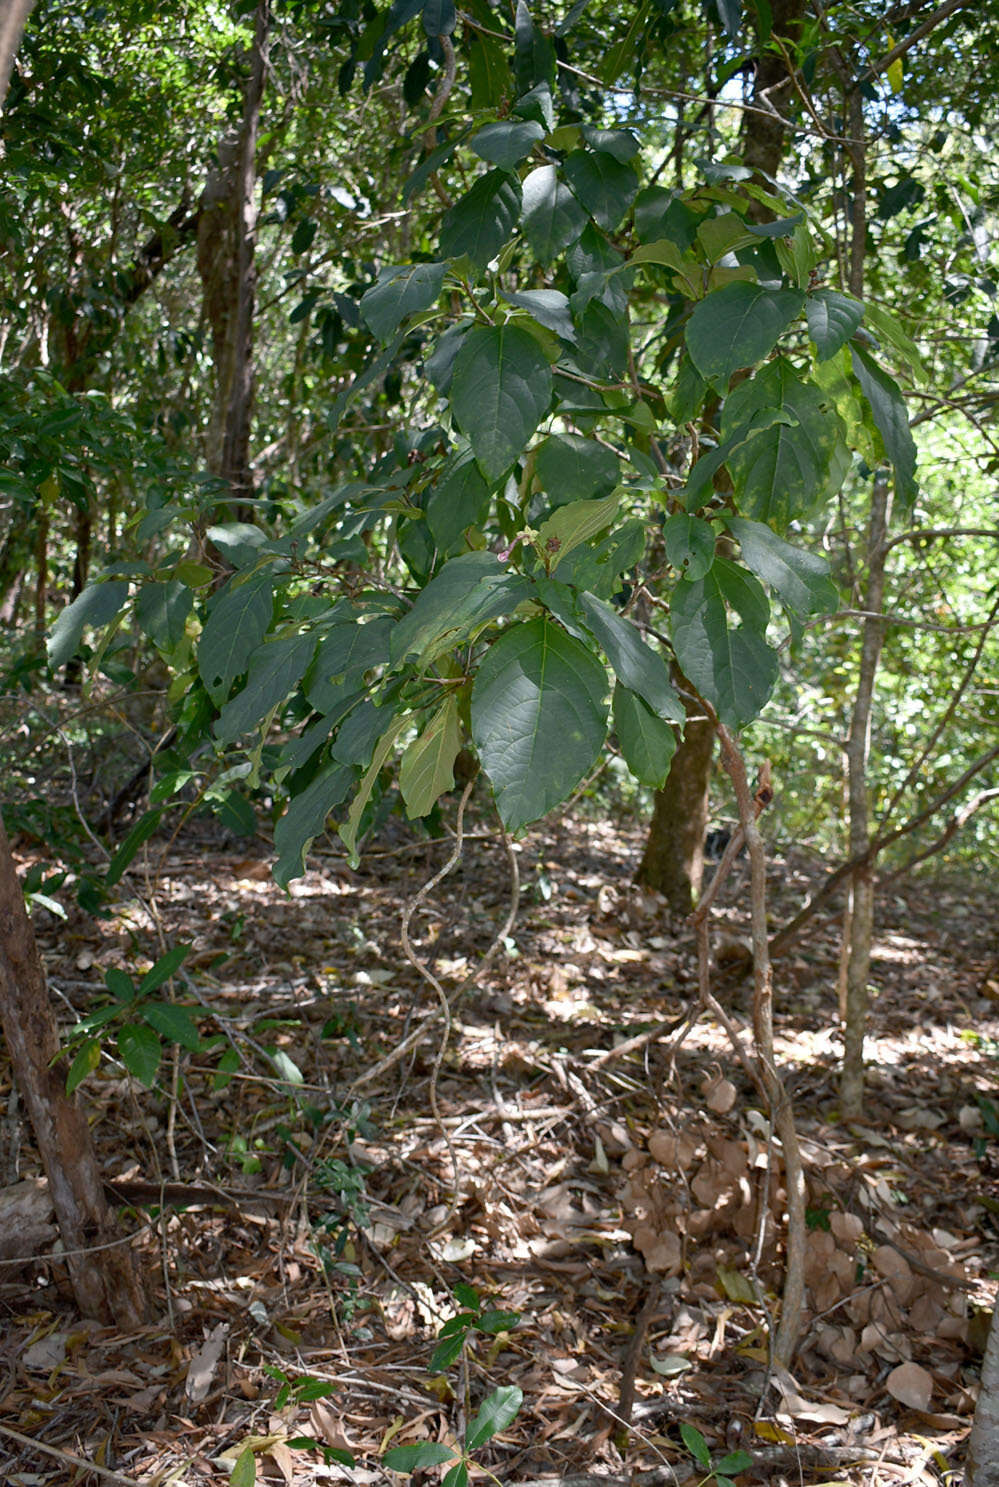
[0,814,146,1326]
[0,0,34,108]
[966,1302,999,1485]
[635,698,714,914]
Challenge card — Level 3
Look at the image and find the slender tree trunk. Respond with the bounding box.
[197,0,268,513]
[0,0,34,108]
[840,477,891,1117]
[0,814,146,1324]
[635,697,714,914]
[967,1304,999,1485]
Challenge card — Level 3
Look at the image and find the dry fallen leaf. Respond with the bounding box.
[185,1322,228,1403]
[885,1360,933,1411]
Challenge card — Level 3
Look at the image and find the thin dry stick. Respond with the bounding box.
[716,728,806,1369]
[0,1424,147,1486]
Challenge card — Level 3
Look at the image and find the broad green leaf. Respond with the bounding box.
[535,434,619,506]
[578,593,682,721]
[331,700,389,766]
[514,0,554,92]
[204,522,270,568]
[686,282,805,387]
[613,684,677,787]
[198,571,274,704]
[450,323,552,481]
[670,566,779,727]
[512,81,555,129]
[426,449,491,554]
[106,968,136,1002]
[680,1423,711,1470]
[679,408,795,513]
[811,346,880,465]
[440,171,522,269]
[360,263,447,341]
[475,1308,521,1333]
[563,150,638,231]
[106,807,165,887]
[716,1451,756,1475]
[697,212,758,262]
[504,289,576,343]
[230,1446,256,1487]
[66,1038,101,1095]
[305,616,392,710]
[340,715,408,860]
[714,557,771,631]
[727,517,838,615]
[142,1002,202,1053]
[468,31,509,109]
[575,298,629,378]
[663,512,716,580]
[430,1331,467,1374]
[391,551,532,666]
[466,1385,524,1450]
[521,165,587,264]
[581,125,639,161]
[135,581,192,652]
[214,631,317,746]
[422,0,455,35]
[536,491,619,572]
[850,346,918,508]
[722,358,850,524]
[862,301,927,383]
[273,761,356,889]
[138,943,190,994]
[118,1022,162,1088]
[400,695,462,818]
[471,619,607,831]
[555,517,646,600]
[442,1463,468,1487]
[384,1443,458,1472]
[471,120,544,171]
[48,581,129,669]
[806,289,862,361]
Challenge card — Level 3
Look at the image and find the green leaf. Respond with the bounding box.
[106,807,165,887]
[722,358,850,524]
[142,1002,202,1053]
[535,434,619,505]
[118,1022,162,1088]
[340,716,408,860]
[135,581,192,652]
[450,324,552,481]
[578,593,683,720]
[663,512,716,581]
[686,282,805,387]
[452,1282,479,1309]
[106,968,136,1002]
[680,1423,712,1470]
[466,1385,524,1450]
[521,165,587,264]
[475,1308,521,1333]
[426,449,492,554]
[198,571,274,705]
[715,1451,756,1474]
[512,81,555,129]
[360,263,447,341]
[563,150,638,231]
[47,581,130,669]
[727,517,838,615]
[305,617,392,709]
[66,1038,101,1095]
[430,1331,467,1373]
[612,684,676,787]
[440,171,522,269]
[422,0,455,35]
[504,289,576,343]
[332,700,392,767]
[850,346,918,508]
[581,125,639,162]
[670,563,778,728]
[806,289,863,361]
[514,0,554,91]
[471,120,544,171]
[273,762,356,889]
[400,696,462,818]
[214,631,318,746]
[442,1463,468,1487]
[391,551,532,666]
[471,619,607,832]
[536,492,620,572]
[384,1442,458,1472]
[138,944,191,994]
[230,1446,257,1487]
[861,300,927,383]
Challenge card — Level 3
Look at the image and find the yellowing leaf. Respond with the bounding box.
[883,33,903,93]
[400,696,461,819]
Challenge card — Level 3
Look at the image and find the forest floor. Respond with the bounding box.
[1,806,998,1487]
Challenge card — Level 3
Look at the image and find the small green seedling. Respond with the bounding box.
[384,1384,523,1487]
[430,1284,521,1374]
[63,943,198,1092]
[680,1422,754,1487]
